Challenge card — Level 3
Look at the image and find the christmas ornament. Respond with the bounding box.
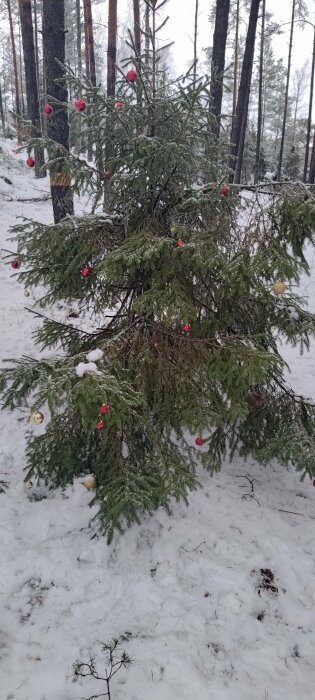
[75,99,86,112]
[82,475,97,490]
[104,169,111,179]
[220,184,230,196]
[96,419,104,430]
[81,266,91,278]
[11,260,20,270]
[126,69,137,83]
[86,349,103,362]
[116,101,124,108]
[43,104,53,115]
[25,480,33,489]
[31,410,44,425]
[272,281,287,295]
[99,404,109,414]
[195,437,205,446]
[176,239,183,247]
[183,324,191,333]
[26,157,35,168]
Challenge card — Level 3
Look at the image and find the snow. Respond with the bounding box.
[1,143,315,700]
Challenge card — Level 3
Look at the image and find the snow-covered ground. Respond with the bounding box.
[1,144,315,700]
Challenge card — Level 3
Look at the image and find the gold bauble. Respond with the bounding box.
[82,475,97,491]
[272,281,288,295]
[31,410,44,425]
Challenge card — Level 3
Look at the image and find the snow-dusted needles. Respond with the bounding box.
[75,349,103,377]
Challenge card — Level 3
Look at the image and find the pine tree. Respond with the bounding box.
[2,1,315,542]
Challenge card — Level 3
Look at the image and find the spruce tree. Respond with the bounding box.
[2,1,315,542]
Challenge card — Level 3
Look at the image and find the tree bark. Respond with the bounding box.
[83,0,96,86]
[42,0,74,223]
[309,127,315,183]
[76,0,82,74]
[0,81,5,133]
[193,0,199,87]
[255,0,266,183]
[133,0,141,58]
[277,0,296,180]
[107,0,118,98]
[229,0,261,181]
[19,0,45,178]
[232,0,240,117]
[7,0,22,143]
[304,24,315,182]
[209,0,230,140]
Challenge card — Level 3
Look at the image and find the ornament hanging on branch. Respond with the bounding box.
[99,404,109,415]
[75,99,86,112]
[43,104,53,115]
[26,157,35,168]
[81,266,91,278]
[11,260,20,270]
[116,101,124,108]
[31,410,44,425]
[220,184,230,196]
[96,420,104,430]
[176,240,183,248]
[82,475,97,490]
[104,170,111,179]
[126,69,137,83]
[182,324,191,334]
[272,281,287,295]
[195,437,205,446]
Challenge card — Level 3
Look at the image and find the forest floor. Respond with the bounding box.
[1,141,315,700]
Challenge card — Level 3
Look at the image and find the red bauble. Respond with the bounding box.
[126,69,137,83]
[183,324,191,333]
[195,437,205,446]
[96,420,104,430]
[220,184,230,196]
[81,266,91,278]
[75,99,86,112]
[104,170,111,179]
[116,101,124,108]
[11,260,20,270]
[99,404,109,414]
[26,157,35,168]
[43,104,53,115]
[177,239,183,247]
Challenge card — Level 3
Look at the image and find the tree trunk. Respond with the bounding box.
[234,58,253,183]
[133,0,141,58]
[76,0,82,74]
[229,0,261,181]
[18,16,26,116]
[33,0,40,88]
[193,0,199,87]
[42,0,74,223]
[19,0,45,178]
[0,81,5,133]
[277,0,296,180]
[7,0,22,143]
[209,0,230,140]
[255,0,266,183]
[83,0,96,86]
[145,1,150,69]
[232,0,240,117]
[107,0,118,98]
[304,24,315,182]
[309,127,315,183]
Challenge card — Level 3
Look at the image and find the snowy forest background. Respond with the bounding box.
[1,0,315,183]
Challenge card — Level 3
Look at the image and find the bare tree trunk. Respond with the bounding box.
[255,0,266,183]
[7,0,22,143]
[133,0,141,58]
[83,0,96,86]
[234,59,253,183]
[209,0,231,140]
[277,0,296,180]
[42,0,74,223]
[145,0,150,69]
[304,24,315,182]
[33,0,40,87]
[0,81,5,133]
[229,0,261,181]
[232,0,240,117]
[107,0,118,98]
[193,0,199,87]
[19,0,45,178]
[18,16,26,115]
[76,0,82,74]
[309,127,315,183]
